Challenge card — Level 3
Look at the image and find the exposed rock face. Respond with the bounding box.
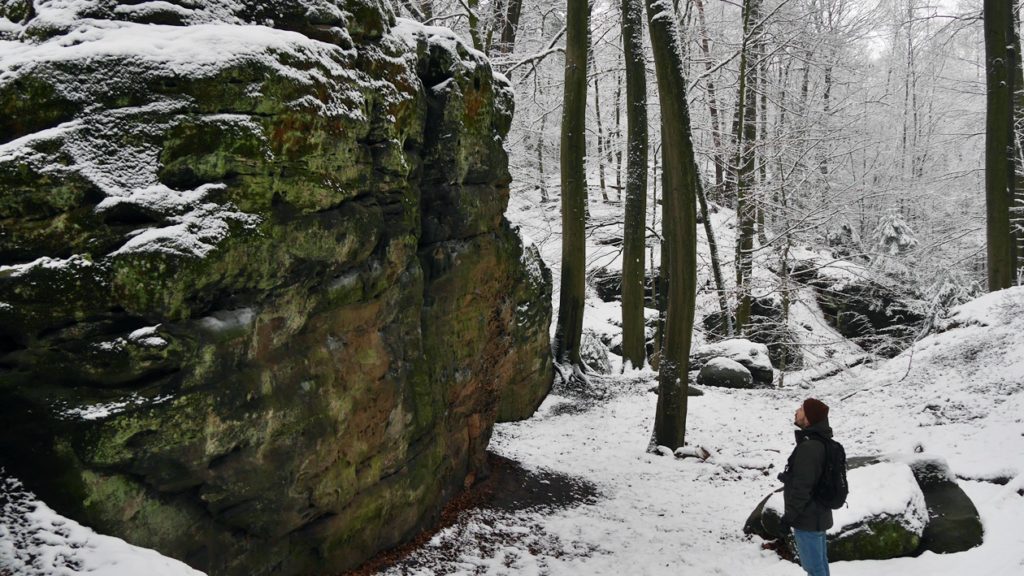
[0,2,552,575]
[790,249,925,358]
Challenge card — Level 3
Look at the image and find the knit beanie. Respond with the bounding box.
[803,398,829,426]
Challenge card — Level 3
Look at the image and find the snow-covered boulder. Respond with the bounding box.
[691,339,773,385]
[581,329,613,374]
[855,454,984,555]
[745,456,983,561]
[696,357,753,389]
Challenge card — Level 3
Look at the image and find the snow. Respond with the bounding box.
[0,254,93,277]
[196,308,256,334]
[60,393,174,421]
[790,246,872,292]
[703,356,751,375]
[0,475,204,576]
[694,338,773,373]
[128,325,168,348]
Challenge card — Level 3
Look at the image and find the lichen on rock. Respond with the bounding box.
[0,2,552,575]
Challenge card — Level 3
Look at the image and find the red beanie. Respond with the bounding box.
[803,398,829,426]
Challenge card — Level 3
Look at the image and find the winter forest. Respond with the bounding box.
[1,0,1023,575]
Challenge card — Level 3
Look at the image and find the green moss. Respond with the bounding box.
[80,469,202,549]
[828,518,921,561]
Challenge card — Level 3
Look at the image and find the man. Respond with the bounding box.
[779,398,833,576]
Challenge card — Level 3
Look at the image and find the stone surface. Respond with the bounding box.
[691,339,774,385]
[696,357,753,389]
[0,3,552,575]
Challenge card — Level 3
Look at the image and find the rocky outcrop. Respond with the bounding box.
[790,248,926,358]
[0,2,552,575]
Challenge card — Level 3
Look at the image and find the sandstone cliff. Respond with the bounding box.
[0,1,552,574]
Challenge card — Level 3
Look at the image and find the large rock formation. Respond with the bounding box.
[0,2,552,575]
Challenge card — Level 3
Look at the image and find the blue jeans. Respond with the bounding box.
[792,529,830,576]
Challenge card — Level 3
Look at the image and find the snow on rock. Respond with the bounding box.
[790,246,872,292]
[836,462,928,536]
[692,339,773,384]
[697,357,754,389]
[762,461,927,537]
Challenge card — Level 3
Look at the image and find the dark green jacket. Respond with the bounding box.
[781,418,834,532]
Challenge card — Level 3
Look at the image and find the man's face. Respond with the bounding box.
[794,406,809,429]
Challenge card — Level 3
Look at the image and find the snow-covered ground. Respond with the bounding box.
[380,284,1024,575]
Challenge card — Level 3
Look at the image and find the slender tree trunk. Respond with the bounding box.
[589,47,610,202]
[697,179,731,336]
[555,0,590,364]
[538,113,549,202]
[694,0,726,200]
[734,0,760,334]
[621,0,650,371]
[645,0,699,450]
[614,71,622,199]
[984,0,1016,290]
[1013,0,1024,282]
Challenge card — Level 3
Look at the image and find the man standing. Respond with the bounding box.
[779,398,833,576]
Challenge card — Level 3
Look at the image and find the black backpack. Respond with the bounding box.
[810,435,849,509]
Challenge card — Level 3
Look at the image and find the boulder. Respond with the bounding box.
[861,455,984,555]
[745,456,983,562]
[696,357,753,389]
[0,4,552,576]
[691,339,774,385]
[580,329,612,375]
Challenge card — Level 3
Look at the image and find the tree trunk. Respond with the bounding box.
[621,0,650,371]
[466,0,484,52]
[733,0,760,334]
[589,47,610,202]
[984,0,1017,290]
[697,178,731,336]
[614,71,622,199]
[538,112,549,202]
[1013,0,1024,282]
[554,0,590,364]
[694,0,726,201]
[645,0,699,450]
